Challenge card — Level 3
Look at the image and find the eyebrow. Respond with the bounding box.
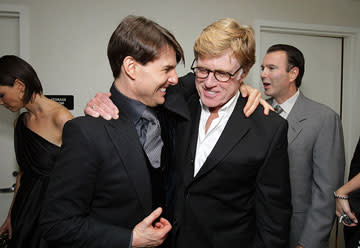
[262,63,278,67]
[163,65,176,70]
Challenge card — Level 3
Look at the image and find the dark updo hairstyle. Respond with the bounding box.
[0,55,43,103]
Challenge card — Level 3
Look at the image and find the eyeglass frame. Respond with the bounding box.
[190,59,242,82]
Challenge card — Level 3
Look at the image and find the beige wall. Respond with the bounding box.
[1,0,359,116]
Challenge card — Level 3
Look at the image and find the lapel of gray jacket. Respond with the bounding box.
[191,96,251,184]
[105,115,152,214]
[285,91,308,145]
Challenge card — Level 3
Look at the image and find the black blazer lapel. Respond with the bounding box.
[105,117,152,214]
[185,103,201,187]
[176,97,201,188]
[194,97,251,180]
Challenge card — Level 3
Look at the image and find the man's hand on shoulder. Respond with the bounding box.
[239,83,273,117]
[84,92,119,120]
[132,207,171,247]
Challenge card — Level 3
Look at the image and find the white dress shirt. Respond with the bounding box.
[272,90,300,119]
[194,91,240,176]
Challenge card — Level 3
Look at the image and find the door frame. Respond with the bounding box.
[0,3,29,59]
[252,20,360,179]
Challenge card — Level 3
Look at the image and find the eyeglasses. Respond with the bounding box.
[191,59,242,82]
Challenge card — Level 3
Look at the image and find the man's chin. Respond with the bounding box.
[201,100,220,110]
[263,89,272,97]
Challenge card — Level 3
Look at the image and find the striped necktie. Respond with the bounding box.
[274,105,284,115]
[141,109,163,168]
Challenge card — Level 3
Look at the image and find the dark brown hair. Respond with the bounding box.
[107,15,184,78]
[0,55,43,103]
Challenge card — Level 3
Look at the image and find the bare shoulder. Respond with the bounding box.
[52,105,74,130]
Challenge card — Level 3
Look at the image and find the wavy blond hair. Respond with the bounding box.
[194,18,255,73]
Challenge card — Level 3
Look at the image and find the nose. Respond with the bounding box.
[168,70,178,85]
[204,72,217,88]
[261,68,268,79]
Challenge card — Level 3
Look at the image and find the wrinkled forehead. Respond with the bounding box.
[197,51,240,69]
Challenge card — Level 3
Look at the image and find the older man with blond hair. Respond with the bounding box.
[172,18,292,248]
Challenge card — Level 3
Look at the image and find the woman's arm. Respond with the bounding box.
[0,170,23,238]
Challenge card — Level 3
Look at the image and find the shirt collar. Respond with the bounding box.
[110,83,146,125]
[273,90,300,115]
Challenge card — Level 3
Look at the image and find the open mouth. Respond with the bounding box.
[160,88,166,92]
[263,82,271,88]
[205,90,216,95]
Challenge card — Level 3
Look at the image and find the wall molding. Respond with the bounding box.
[0,4,29,60]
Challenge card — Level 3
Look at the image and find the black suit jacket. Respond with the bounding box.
[173,73,292,248]
[39,87,189,247]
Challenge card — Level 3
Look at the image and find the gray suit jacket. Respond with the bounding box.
[269,91,345,248]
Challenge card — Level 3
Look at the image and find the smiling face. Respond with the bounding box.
[195,51,245,113]
[261,51,297,104]
[132,45,178,107]
[0,82,24,112]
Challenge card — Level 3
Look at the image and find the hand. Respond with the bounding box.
[335,194,358,227]
[132,207,172,247]
[84,92,119,120]
[0,215,12,239]
[239,84,273,117]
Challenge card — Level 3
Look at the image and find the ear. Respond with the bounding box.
[122,56,137,80]
[289,67,299,82]
[14,79,25,92]
[238,68,248,83]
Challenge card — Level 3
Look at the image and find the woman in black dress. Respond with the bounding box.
[0,55,73,247]
[335,137,360,247]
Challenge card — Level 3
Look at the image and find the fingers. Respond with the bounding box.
[154,218,172,231]
[84,92,119,120]
[132,208,170,248]
[241,85,263,117]
[96,92,119,119]
[244,94,261,117]
[346,211,358,224]
[260,98,273,116]
[239,84,249,97]
[158,217,172,232]
[142,207,162,226]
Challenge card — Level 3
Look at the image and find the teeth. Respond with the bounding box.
[160,88,166,92]
[206,90,216,95]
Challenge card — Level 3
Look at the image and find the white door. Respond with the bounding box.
[0,12,20,221]
[259,31,343,115]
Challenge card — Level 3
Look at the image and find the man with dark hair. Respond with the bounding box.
[261,44,345,248]
[40,15,185,247]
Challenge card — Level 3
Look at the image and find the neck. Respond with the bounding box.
[275,86,297,104]
[208,107,220,114]
[114,76,139,103]
[24,94,53,117]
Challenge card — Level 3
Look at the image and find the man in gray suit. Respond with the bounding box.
[261,44,345,248]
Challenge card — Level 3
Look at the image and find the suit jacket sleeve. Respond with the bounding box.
[255,119,292,247]
[299,112,345,248]
[39,120,132,247]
